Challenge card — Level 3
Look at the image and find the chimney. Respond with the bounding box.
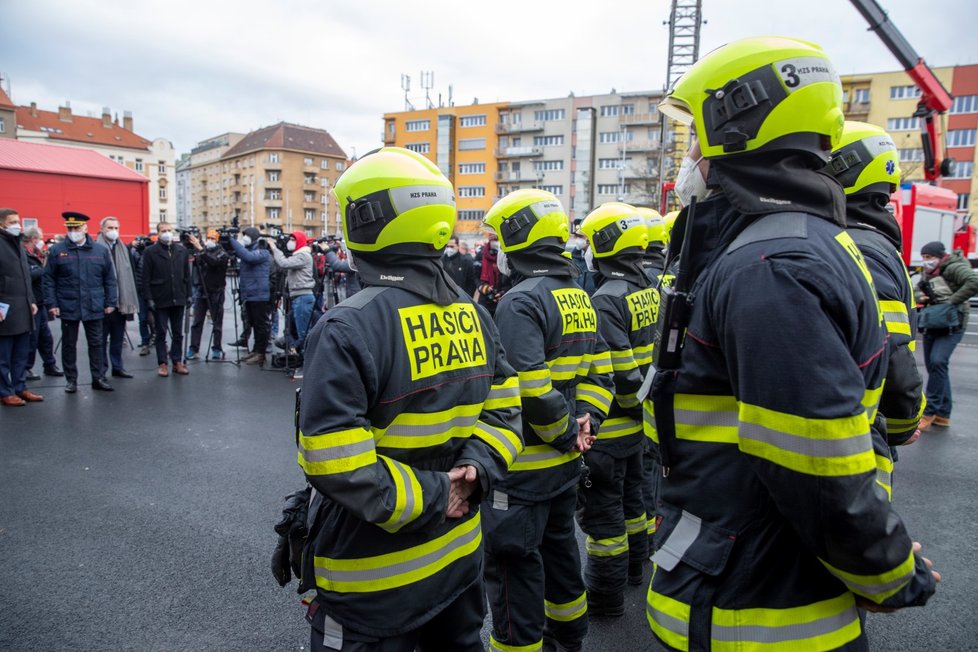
[58,101,72,122]
[123,110,133,132]
[102,106,112,128]
[30,101,37,117]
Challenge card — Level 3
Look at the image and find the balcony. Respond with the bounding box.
[620,113,659,126]
[495,170,544,183]
[618,140,660,153]
[844,101,871,118]
[495,121,544,134]
[495,146,544,158]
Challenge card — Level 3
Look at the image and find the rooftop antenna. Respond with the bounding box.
[420,70,435,110]
[401,74,415,111]
[448,84,454,107]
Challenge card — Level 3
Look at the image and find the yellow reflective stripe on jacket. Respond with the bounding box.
[298,427,376,476]
[674,394,739,444]
[737,402,876,477]
[529,413,569,443]
[548,354,586,382]
[875,453,894,502]
[377,456,424,533]
[489,637,542,652]
[710,593,861,652]
[610,348,639,372]
[617,390,641,409]
[586,533,628,557]
[647,515,658,535]
[518,369,553,398]
[885,396,925,437]
[626,513,647,536]
[373,403,482,449]
[880,300,911,336]
[577,382,613,414]
[544,592,587,623]
[590,349,613,375]
[484,376,521,411]
[473,421,523,467]
[647,569,691,651]
[862,385,884,423]
[633,342,654,367]
[600,416,642,439]
[509,444,579,472]
[313,512,481,593]
[644,402,659,443]
[821,549,916,603]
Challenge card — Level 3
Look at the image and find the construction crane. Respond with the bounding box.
[657,0,704,212]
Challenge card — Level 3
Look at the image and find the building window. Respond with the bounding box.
[951,95,978,114]
[534,160,564,171]
[305,191,316,201]
[458,186,486,197]
[159,209,167,220]
[336,161,345,171]
[533,135,564,147]
[458,210,486,221]
[890,85,922,100]
[267,207,281,220]
[852,88,870,104]
[269,153,280,163]
[949,161,974,179]
[405,119,431,132]
[135,158,144,172]
[597,184,629,195]
[305,208,316,221]
[304,157,314,166]
[898,148,924,162]
[0,117,4,133]
[958,193,970,210]
[534,109,566,121]
[599,131,634,143]
[599,104,635,117]
[406,142,430,153]
[459,138,486,151]
[321,160,329,169]
[459,115,487,127]
[459,162,486,174]
[158,160,166,175]
[537,185,564,195]
[159,186,167,199]
[886,117,920,131]
[304,173,317,184]
[266,189,282,200]
[598,158,622,169]
[267,171,280,182]
[946,129,977,148]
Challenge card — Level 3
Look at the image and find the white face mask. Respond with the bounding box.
[104,229,119,242]
[675,155,709,207]
[159,231,174,244]
[584,246,596,272]
[241,235,253,246]
[286,240,296,251]
[923,259,940,271]
[5,224,22,237]
[36,241,46,251]
[347,253,358,272]
[67,231,85,244]
[574,237,587,251]
[444,246,458,257]
[204,239,217,249]
[496,249,510,276]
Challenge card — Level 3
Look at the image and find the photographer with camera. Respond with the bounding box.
[185,230,229,361]
[318,237,362,299]
[142,222,191,377]
[266,231,316,355]
[228,226,272,366]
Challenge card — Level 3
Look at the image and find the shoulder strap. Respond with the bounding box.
[506,276,546,295]
[726,212,809,254]
[593,279,630,298]
[333,286,389,311]
[848,228,898,262]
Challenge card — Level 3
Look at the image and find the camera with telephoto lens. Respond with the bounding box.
[262,225,292,253]
[131,235,153,252]
[178,225,201,247]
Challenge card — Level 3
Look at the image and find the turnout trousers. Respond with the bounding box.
[307,576,485,652]
[61,319,105,382]
[577,448,648,594]
[483,485,588,651]
[642,440,661,554]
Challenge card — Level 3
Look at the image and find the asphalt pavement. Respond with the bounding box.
[1,306,977,651]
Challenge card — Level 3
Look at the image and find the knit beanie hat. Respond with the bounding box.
[920,241,946,257]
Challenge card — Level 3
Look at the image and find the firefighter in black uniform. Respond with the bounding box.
[297,147,523,651]
[827,120,926,500]
[645,37,938,650]
[481,189,615,652]
[576,202,659,615]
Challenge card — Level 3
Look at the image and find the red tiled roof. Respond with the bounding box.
[0,139,149,182]
[0,86,14,110]
[15,106,152,150]
[222,122,346,159]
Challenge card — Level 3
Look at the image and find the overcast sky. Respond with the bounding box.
[2,0,976,158]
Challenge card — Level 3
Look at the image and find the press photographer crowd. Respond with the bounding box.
[0,206,524,401]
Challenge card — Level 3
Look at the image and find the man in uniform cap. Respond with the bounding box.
[43,212,117,393]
